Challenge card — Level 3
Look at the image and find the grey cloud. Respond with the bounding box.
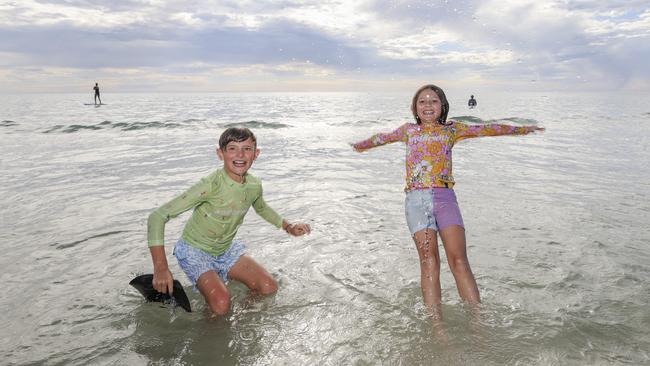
[0,19,384,70]
[364,0,480,22]
[28,0,326,19]
[1,0,648,91]
[564,0,649,13]
[366,0,650,85]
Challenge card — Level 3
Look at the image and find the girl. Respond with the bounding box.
[352,84,543,318]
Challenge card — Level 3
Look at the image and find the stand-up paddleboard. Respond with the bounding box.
[84,103,107,106]
[129,274,192,312]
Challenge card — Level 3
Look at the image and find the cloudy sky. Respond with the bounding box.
[1,0,649,93]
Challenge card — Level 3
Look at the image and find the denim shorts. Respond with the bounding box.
[173,238,246,289]
[404,188,464,235]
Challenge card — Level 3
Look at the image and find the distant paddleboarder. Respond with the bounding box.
[468,95,477,108]
[93,82,102,105]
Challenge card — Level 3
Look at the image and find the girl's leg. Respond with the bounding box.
[228,255,278,296]
[196,270,231,315]
[439,225,480,304]
[412,228,443,318]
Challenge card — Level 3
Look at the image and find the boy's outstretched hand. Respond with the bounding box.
[284,222,311,236]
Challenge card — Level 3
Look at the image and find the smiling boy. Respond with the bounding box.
[147,127,310,316]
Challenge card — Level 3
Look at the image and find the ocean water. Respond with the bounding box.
[1,91,649,365]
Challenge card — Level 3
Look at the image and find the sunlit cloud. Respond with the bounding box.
[0,0,649,92]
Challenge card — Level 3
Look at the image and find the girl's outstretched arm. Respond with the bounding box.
[455,122,544,142]
[351,123,408,152]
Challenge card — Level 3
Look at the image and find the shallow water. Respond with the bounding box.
[1,91,649,365]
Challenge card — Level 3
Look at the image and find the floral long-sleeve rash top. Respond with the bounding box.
[353,121,536,191]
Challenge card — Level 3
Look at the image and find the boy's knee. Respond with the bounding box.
[207,294,231,315]
[258,277,278,295]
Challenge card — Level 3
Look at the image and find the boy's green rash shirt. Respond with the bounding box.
[147,169,283,257]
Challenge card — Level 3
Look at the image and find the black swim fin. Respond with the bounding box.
[129,274,192,312]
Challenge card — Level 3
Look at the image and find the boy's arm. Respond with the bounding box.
[147,178,212,247]
[147,178,212,294]
[351,124,407,152]
[455,122,544,142]
[252,195,311,236]
[150,246,174,294]
[251,194,283,228]
[282,220,311,236]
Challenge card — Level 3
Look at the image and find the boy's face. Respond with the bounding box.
[217,137,260,182]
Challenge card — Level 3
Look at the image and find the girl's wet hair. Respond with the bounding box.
[219,127,257,150]
[411,84,451,125]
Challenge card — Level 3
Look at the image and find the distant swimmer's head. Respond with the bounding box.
[411,84,450,126]
[217,127,260,182]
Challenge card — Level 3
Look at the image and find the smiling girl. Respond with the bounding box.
[352,84,543,318]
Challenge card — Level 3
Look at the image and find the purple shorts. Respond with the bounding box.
[404,188,464,235]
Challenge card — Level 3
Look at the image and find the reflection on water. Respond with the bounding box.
[1,92,649,365]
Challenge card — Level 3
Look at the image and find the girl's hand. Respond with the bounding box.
[349,142,363,152]
[529,126,545,133]
[285,222,311,236]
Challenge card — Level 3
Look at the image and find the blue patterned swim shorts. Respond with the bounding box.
[173,238,246,289]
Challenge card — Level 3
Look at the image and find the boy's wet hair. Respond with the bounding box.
[219,127,257,150]
[411,84,450,125]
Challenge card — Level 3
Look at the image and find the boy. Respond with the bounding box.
[147,127,310,315]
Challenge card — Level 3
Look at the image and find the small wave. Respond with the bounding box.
[496,117,540,125]
[356,119,382,124]
[451,115,484,124]
[1,120,17,127]
[117,121,183,131]
[54,230,129,250]
[333,119,389,126]
[44,124,103,133]
[223,120,291,129]
[43,120,183,133]
[183,118,206,123]
[451,116,541,125]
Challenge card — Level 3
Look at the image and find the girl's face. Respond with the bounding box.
[415,89,442,125]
